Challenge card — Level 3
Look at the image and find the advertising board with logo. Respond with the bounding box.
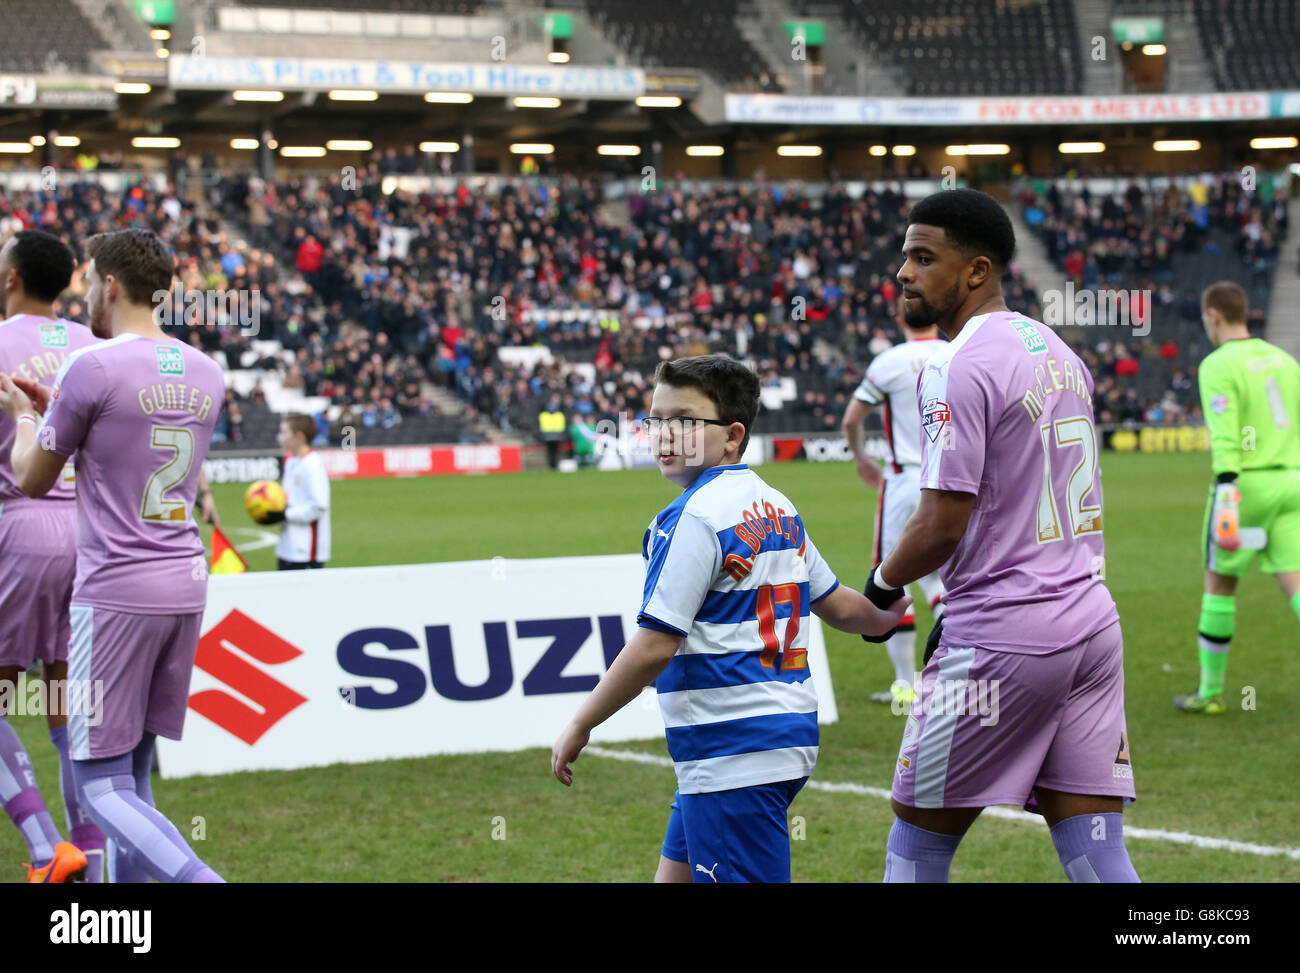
[770,434,889,463]
[201,444,521,484]
[156,555,839,778]
[1102,425,1210,453]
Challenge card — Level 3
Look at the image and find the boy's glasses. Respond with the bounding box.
[641,416,734,437]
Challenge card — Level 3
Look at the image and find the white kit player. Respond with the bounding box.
[842,303,945,706]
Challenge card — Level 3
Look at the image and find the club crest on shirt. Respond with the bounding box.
[156,345,185,376]
[921,398,950,443]
[39,323,68,348]
[1210,394,1229,414]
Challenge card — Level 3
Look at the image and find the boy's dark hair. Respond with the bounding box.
[84,228,174,305]
[9,230,75,302]
[908,189,1016,274]
[284,413,317,444]
[1201,280,1247,324]
[654,354,760,455]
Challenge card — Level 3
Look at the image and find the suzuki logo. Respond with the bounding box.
[190,610,308,745]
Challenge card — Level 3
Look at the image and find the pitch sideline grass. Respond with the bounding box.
[3,453,1297,881]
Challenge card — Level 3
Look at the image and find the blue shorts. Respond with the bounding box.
[660,777,808,883]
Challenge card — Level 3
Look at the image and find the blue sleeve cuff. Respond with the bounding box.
[810,579,840,605]
[637,614,688,637]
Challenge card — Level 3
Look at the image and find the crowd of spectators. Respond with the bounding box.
[3,164,1286,456]
[1021,171,1289,427]
[217,170,1048,441]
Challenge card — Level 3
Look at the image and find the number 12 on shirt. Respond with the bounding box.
[755,582,808,671]
[1036,414,1102,543]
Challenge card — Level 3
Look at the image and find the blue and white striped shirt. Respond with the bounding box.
[638,464,840,794]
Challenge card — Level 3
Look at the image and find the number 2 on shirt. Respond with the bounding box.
[140,425,195,523]
[756,582,807,671]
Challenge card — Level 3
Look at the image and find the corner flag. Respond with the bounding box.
[210,526,249,575]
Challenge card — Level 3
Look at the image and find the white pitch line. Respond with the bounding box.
[222,526,279,552]
[586,746,1300,861]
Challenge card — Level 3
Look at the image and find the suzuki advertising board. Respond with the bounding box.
[157,555,838,777]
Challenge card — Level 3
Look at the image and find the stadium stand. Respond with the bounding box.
[795,0,1082,95]
[211,170,1042,442]
[1189,0,1300,91]
[227,0,483,10]
[5,163,1268,454]
[1,0,115,74]
[585,0,782,90]
[1020,172,1288,425]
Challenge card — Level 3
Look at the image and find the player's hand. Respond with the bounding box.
[861,564,910,643]
[865,592,912,640]
[198,491,219,526]
[0,373,37,421]
[11,376,52,416]
[1213,482,1242,552]
[551,721,590,787]
[856,457,884,489]
[262,509,286,525]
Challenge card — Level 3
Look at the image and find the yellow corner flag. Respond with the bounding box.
[210,526,249,575]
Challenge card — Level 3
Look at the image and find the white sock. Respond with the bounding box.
[886,629,916,686]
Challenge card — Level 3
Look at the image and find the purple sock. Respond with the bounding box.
[1050,813,1140,883]
[883,817,963,883]
[72,738,224,884]
[0,716,62,864]
[49,724,105,882]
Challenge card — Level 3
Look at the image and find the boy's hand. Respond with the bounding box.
[551,722,591,786]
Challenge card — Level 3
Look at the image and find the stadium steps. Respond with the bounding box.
[1006,207,1065,310]
[1264,198,1300,360]
[1163,0,1215,93]
[736,0,803,93]
[68,0,153,54]
[1074,0,1121,94]
[811,8,905,96]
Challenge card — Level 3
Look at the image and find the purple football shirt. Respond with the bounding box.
[0,314,98,505]
[917,310,1118,654]
[38,334,225,614]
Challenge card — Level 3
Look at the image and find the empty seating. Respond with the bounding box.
[0,0,115,74]
[586,0,781,91]
[793,0,1082,95]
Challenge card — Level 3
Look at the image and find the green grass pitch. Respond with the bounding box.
[4,452,1297,881]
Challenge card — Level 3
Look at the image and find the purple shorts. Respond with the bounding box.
[66,605,203,760]
[892,621,1135,811]
[0,502,76,668]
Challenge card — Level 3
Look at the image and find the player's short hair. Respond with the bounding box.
[908,189,1016,274]
[283,413,317,445]
[1201,281,1248,324]
[654,354,760,455]
[84,228,174,306]
[8,230,75,303]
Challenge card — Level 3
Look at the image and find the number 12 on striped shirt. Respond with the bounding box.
[756,583,808,671]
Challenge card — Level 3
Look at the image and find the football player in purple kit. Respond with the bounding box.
[0,229,104,882]
[0,228,225,882]
[864,190,1139,883]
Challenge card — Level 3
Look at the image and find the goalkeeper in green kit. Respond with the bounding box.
[1175,282,1300,714]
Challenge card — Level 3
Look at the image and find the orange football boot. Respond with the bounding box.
[24,842,88,884]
